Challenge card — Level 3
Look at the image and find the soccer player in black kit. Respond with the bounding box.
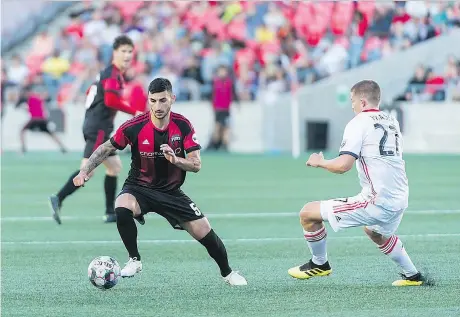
[73,78,247,286]
[49,35,142,224]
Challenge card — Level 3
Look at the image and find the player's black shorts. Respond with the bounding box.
[23,119,52,133]
[119,184,205,230]
[214,110,230,127]
[83,129,116,159]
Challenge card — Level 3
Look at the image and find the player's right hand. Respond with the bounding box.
[73,171,90,187]
[306,152,325,168]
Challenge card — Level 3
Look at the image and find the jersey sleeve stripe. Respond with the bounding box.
[339,151,359,159]
[109,137,124,150]
[185,145,201,153]
[118,113,149,130]
[171,112,193,129]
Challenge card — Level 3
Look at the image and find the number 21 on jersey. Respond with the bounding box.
[374,123,400,156]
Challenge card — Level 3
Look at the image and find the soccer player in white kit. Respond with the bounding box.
[288,80,427,286]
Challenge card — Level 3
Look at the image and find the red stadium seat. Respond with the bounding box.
[227,18,247,42]
[112,1,144,21]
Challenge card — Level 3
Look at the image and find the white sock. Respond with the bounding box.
[304,226,328,265]
[379,235,418,276]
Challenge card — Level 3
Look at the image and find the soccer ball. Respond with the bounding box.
[88,256,121,290]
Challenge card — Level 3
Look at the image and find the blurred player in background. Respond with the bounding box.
[16,75,67,154]
[206,65,239,152]
[73,78,247,286]
[288,80,429,286]
[49,35,142,224]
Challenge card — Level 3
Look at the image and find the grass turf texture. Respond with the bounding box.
[2,152,460,317]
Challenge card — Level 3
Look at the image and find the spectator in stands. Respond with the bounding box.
[41,50,71,100]
[396,64,427,101]
[181,56,204,101]
[31,30,54,57]
[444,55,459,82]
[6,54,29,86]
[349,11,367,68]
[84,10,107,46]
[74,38,98,68]
[390,22,411,51]
[263,3,285,32]
[424,67,446,101]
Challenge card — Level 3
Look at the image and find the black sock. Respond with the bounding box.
[198,229,232,277]
[57,170,80,203]
[115,207,140,260]
[104,175,117,214]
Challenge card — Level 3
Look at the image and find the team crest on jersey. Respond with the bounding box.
[170,135,182,148]
[192,133,199,144]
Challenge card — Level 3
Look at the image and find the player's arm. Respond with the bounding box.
[102,78,137,115]
[74,141,118,186]
[307,119,362,174]
[160,145,201,173]
[307,152,355,174]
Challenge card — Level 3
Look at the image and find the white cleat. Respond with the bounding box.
[223,271,248,286]
[121,257,142,278]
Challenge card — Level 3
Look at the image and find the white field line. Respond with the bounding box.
[2,233,460,246]
[1,209,459,222]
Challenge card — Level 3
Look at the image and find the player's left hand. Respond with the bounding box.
[160,144,177,164]
[306,152,325,168]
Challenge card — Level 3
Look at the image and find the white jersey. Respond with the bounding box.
[339,109,409,211]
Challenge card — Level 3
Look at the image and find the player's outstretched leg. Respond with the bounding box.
[288,201,332,280]
[49,170,81,224]
[364,227,428,286]
[115,194,143,278]
[102,156,122,223]
[182,218,247,286]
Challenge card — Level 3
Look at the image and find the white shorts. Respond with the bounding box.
[320,194,404,237]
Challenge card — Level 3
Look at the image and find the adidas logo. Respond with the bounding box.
[335,216,341,222]
[142,139,150,145]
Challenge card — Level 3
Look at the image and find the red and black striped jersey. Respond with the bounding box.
[110,112,201,192]
[83,64,136,134]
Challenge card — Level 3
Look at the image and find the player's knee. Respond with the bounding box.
[115,207,135,221]
[106,166,121,176]
[299,202,317,224]
[115,194,141,216]
[364,227,386,245]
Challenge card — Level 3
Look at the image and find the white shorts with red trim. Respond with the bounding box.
[320,193,404,236]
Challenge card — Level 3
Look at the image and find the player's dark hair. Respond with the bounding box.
[350,80,381,106]
[113,35,134,50]
[148,78,173,94]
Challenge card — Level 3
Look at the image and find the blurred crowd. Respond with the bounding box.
[2,0,460,110]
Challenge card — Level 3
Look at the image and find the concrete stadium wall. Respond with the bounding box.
[1,102,264,153]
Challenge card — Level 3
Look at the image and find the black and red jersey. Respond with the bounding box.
[83,64,136,134]
[110,112,201,192]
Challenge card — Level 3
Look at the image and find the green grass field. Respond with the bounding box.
[2,152,460,317]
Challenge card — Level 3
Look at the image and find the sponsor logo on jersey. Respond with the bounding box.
[340,139,347,149]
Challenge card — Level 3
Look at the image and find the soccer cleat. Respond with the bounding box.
[223,271,248,286]
[288,260,332,280]
[49,195,62,225]
[392,272,426,286]
[104,213,117,223]
[121,257,143,278]
[134,214,145,225]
